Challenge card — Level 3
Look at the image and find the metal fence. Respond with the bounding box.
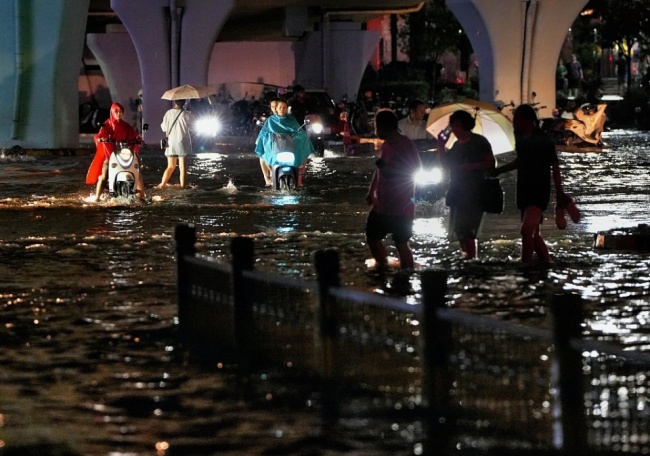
[175,224,650,455]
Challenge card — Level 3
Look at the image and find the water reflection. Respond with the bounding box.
[268,194,301,207]
[412,216,447,240]
[1,131,650,452]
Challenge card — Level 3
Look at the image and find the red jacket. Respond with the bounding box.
[94,103,141,160]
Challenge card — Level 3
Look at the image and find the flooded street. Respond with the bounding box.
[1,130,650,454]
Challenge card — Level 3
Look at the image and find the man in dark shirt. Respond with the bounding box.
[289,84,308,125]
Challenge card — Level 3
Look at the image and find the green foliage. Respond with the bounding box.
[575,42,602,77]
[378,61,425,82]
[361,61,430,102]
[398,0,465,63]
[392,0,475,98]
[367,80,430,103]
[595,0,650,49]
[578,1,650,60]
[437,82,479,104]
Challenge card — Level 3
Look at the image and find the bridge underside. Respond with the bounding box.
[448,0,588,116]
[0,0,587,148]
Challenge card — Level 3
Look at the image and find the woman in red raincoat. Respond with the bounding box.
[86,102,144,201]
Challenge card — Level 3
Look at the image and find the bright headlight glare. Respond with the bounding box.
[195,116,221,136]
[276,151,295,165]
[310,122,324,134]
[414,167,443,185]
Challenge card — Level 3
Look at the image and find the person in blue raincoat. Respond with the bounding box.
[254,98,313,187]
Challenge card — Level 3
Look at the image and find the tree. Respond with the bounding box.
[581,0,650,85]
[397,0,470,95]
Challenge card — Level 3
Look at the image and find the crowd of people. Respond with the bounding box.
[365,101,571,270]
[87,85,316,199]
[87,91,572,269]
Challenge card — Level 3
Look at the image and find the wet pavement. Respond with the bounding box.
[1,130,650,454]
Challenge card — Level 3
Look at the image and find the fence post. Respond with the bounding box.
[550,292,587,456]
[313,249,341,426]
[175,223,196,340]
[231,236,255,372]
[420,269,450,456]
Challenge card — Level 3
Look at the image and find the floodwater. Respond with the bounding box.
[1,130,650,455]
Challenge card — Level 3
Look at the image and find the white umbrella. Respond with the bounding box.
[161,84,216,100]
[426,99,515,155]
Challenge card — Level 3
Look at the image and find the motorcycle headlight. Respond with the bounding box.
[414,167,444,186]
[195,116,221,137]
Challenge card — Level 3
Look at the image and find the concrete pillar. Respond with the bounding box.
[447,0,588,118]
[87,26,142,128]
[294,23,381,103]
[111,0,233,143]
[177,0,234,84]
[327,23,382,102]
[0,0,88,149]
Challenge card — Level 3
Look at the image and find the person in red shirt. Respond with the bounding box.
[365,109,422,269]
[88,102,144,202]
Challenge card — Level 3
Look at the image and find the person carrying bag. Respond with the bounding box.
[157,99,193,189]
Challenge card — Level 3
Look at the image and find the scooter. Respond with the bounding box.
[268,120,314,191]
[541,103,607,148]
[270,135,299,191]
[99,138,142,198]
[271,151,298,190]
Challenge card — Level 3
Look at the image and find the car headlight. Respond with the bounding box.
[195,116,221,137]
[414,167,444,185]
[310,122,324,134]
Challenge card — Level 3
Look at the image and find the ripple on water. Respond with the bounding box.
[1,136,650,452]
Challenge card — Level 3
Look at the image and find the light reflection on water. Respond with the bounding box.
[1,134,650,333]
[1,131,650,452]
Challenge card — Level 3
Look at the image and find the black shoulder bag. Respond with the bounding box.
[161,109,184,149]
[480,177,504,214]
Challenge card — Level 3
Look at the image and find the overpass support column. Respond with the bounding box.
[111,0,233,143]
[0,0,88,148]
[447,0,588,117]
[294,23,381,102]
[87,26,142,127]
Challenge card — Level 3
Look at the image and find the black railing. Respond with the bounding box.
[175,223,650,455]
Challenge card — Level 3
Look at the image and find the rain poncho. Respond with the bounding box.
[254,114,314,167]
[86,103,141,185]
[94,102,141,159]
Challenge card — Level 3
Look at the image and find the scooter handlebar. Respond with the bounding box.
[98,137,142,147]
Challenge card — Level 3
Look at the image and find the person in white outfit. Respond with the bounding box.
[158,99,193,188]
[397,99,432,141]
